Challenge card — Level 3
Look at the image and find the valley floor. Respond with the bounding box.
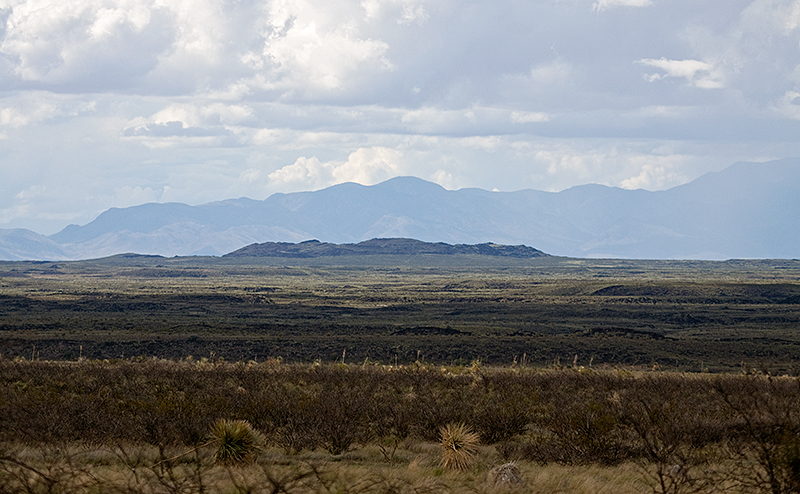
[1,255,799,372]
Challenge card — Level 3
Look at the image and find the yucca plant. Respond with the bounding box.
[152,419,264,468]
[439,423,480,471]
[209,419,264,465]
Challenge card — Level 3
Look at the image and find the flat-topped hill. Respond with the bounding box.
[224,238,548,258]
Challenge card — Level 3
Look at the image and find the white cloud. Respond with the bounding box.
[0,107,36,128]
[536,149,610,181]
[110,185,162,206]
[739,0,800,35]
[772,90,800,119]
[0,0,173,87]
[627,105,698,119]
[399,106,546,135]
[620,158,688,190]
[119,101,256,145]
[268,147,403,191]
[528,60,573,87]
[0,93,94,128]
[146,103,255,127]
[249,0,393,94]
[268,156,332,189]
[455,136,503,151]
[592,0,653,13]
[15,185,47,200]
[676,0,800,101]
[638,58,724,89]
[429,169,455,189]
[400,107,476,133]
[510,111,550,123]
[531,145,693,192]
[361,0,429,25]
[0,204,31,225]
[398,3,429,25]
[331,146,402,183]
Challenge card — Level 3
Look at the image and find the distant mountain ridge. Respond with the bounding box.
[1,158,799,260]
[225,238,548,258]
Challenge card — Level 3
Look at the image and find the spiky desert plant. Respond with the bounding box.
[439,423,480,471]
[209,419,263,465]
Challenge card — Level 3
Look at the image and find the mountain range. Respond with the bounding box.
[1,158,798,261]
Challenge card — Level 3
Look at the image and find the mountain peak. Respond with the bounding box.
[371,176,447,195]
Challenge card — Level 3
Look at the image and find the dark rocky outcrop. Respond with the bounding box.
[224,238,548,258]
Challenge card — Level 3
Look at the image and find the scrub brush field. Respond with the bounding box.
[2,254,800,492]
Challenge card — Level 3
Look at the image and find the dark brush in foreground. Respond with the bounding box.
[1,360,799,493]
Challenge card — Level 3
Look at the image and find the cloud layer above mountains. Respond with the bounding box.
[2,0,800,233]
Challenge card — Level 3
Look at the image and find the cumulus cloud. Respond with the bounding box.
[145,103,254,128]
[361,0,429,25]
[398,3,429,25]
[399,106,548,135]
[772,90,800,119]
[0,106,42,128]
[531,145,693,192]
[689,0,800,102]
[267,156,331,188]
[0,203,31,225]
[620,158,688,190]
[510,111,550,123]
[110,185,162,206]
[527,60,573,87]
[592,0,653,12]
[332,147,402,182]
[0,93,94,128]
[241,0,394,96]
[268,147,403,190]
[0,0,174,89]
[638,58,724,89]
[536,150,610,182]
[122,121,229,138]
[400,107,477,133]
[14,184,47,200]
[0,0,399,97]
[119,102,256,144]
[429,169,456,189]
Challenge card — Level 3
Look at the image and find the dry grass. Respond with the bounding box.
[489,462,523,487]
[0,440,663,494]
[517,462,645,493]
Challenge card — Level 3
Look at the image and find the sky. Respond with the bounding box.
[2,0,800,234]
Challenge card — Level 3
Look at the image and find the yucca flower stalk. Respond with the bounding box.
[439,423,480,471]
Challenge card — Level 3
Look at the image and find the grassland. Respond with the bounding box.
[1,254,799,372]
[1,359,800,493]
[2,254,800,492]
